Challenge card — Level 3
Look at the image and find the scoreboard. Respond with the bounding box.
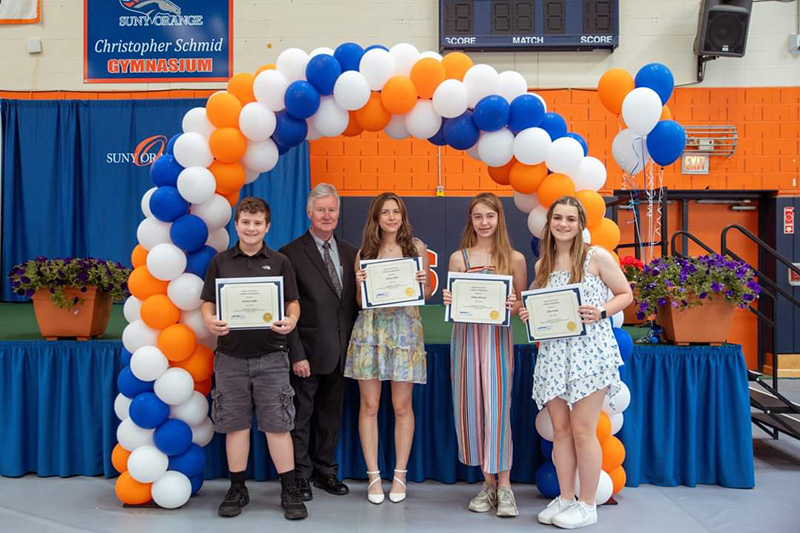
[439,0,619,52]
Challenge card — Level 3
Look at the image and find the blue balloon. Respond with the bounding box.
[540,439,554,460]
[117,366,154,398]
[169,444,205,478]
[443,111,480,150]
[129,392,170,429]
[508,94,545,134]
[566,132,588,156]
[150,154,184,188]
[275,141,291,155]
[536,462,560,498]
[154,418,193,456]
[365,44,389,52]
[539,112,568,140]
[285,80,321,120]
[646,120,686,167]
[190,473,204,496]
[427,119,448,146]
[613,327,634,363]
[473,95,510,132]
[120,348,132,367]
[170,214,209,253]
[306,54,342,96]
[186,245,218,278]
[530,236,540,258]
[150,186,189,222]
[166,133,181,155]
[635,63,674,105]
[334,42,364,72]
[273,110,308,147]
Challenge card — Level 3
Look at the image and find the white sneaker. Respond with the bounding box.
[552,501,598,529]
[468,483,497,512]
[537,496,576,525]
[496,486,519,517]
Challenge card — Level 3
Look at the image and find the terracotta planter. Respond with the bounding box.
[32,287,113,340]
[623,286,645,325]
[656,297,735,345]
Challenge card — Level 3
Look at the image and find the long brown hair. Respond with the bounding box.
[459,192,514,275]
[359,192,419,260]
[533,196,590,288]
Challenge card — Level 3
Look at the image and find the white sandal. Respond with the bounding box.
[366,470,384,504]
[389,469,407,503]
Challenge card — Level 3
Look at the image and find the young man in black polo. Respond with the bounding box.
[201,197,307,520]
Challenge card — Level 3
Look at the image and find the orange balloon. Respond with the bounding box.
[596,411,611,442]
[209,160,246,195]
[115,472,152,505]
[128,266,169,300]
[355,92,391,132]
[537,173,576,208]
[140,294,180,330]
[225,190,240,207]
[112,443,131,474]
[608,465,627,494]
[576,190,606,228]
[381,76,419,115]
[660,105,672,121]
[255,63,276,76]
[172,344,214,382]
[601,435,626,472]
[589,217,621,251]
[597,68,634,115]
[509,162,548,194]
[195,378,212,396]
[209,128,247,164]
[227,73,256,105]
[410,58,447,99]
[131,245,148,269]
[487,158,516,186]
[342,111,364,137]
[206,91,242,128]
[157,324,197,362]
[442,52,473,81]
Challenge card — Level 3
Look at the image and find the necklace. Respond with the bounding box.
[382,244,399,255]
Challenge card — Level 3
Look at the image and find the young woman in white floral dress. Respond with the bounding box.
[520,196,632,530]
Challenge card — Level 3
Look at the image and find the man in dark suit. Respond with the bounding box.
[280,183,359,500]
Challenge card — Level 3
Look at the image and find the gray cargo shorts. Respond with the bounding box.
[211,351,296,434]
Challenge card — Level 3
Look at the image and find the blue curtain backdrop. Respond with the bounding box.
[0,99,310,301]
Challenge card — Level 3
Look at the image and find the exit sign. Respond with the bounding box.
[681,153,709,174]
[784,206,794,235]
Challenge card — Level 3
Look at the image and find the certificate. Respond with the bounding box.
[215,277,284,330]
[360,257,425,309]
[445,272,513,327]
[522,284,587,342]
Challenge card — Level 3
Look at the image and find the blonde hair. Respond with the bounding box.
[534,196,589,288]
[307,183,340,213]
[359,192,418,260]
[459,193,514,275]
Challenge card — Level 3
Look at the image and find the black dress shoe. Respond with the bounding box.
[218,485,249,517]
[296,477,313,501]
[313,473,350,495]
[281,484,309,520]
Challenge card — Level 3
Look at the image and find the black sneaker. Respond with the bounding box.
[281,484,309,520]
[218,485,249,517]
[296,477,313,501]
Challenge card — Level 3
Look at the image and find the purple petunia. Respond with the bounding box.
[711,281,722,292]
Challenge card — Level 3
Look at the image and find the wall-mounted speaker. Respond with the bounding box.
[694,0,753,58]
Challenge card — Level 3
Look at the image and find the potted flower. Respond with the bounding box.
[8,257,131,340]
[620,256,644,325]
[636,254,761,344]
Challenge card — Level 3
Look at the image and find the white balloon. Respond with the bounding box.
[242,139,279,174]
[114,393,132,420]
[123,296,142,323]
[244,167,260,184]
[206,227,230,252]
[612,310,624,328]
[180,308,212,340]
[575,469,614,505]
[532,92,547,113]
[312,96,349,137]
[191,418,215,447]
[306,120,323,141]
[513,192,540,214]
[176,167,216,205]
[583,228,592,245]
[309,46,335,57]
[173,132,213,168]
[603,382,631,415]
[116,418,155,451]
[612,129,650,176]
[137,217,171,251]
[239,102,277,142]
[128,445,169,483]
[497,71,528,103]
[191,194,232,230]
[276,47,309,83]
[151,471,192,509]
[171,392,209,427]
[527,206,549,238]
[535,409,554,441]
[154,367,195,406]
[418,51,443,61]
[141,187,157,218]
[333,70,371,111]
[546,137,584,176]
[477,128,514,167]
[610,413,624,435]
[463,64,500,109]
[167,273,205,311]
[466,143,482,161]
[622,87,662,136]
[384,114,410,140]
[146,243,187,282]
[389,43,420,76]
[404,99,442,139]
[574,156,608,192]
[181,108,214,138]
[253,69,288,112]
[359,48,396,91]
[131,346,169,382]
[432,79,468,119]
[513,127,552,165]
[122,320,159,354]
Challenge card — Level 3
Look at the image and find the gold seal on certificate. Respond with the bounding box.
[522,284,587,342]
[216,277,284,330]
[445,272,513,327]
[360,257,425,309]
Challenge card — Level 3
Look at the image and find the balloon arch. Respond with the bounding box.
[112,42,685,508]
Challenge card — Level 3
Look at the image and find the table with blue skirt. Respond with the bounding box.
[0,341,754,489]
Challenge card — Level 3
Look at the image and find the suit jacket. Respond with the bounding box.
[280,231,359,375]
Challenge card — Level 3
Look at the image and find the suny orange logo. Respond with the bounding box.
[107,135,167,166]
[427,249,439,296]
